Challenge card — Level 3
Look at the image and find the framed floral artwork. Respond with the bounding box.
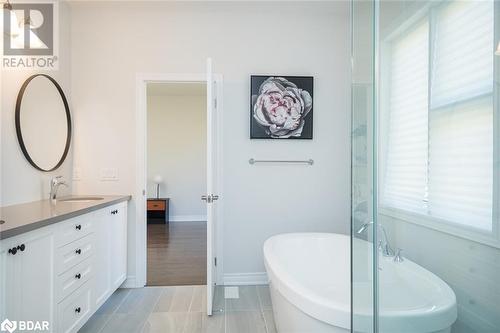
[250,75,313,139]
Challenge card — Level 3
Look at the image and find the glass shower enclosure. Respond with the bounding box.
[351,0,500,332]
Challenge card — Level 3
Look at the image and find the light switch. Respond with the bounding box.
[100,168,119,181]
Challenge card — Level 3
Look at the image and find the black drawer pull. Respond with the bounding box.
[8,247,17,255]
[17,244,25,252]
[75,307,81,314]
[111,209,118,215]
[75,224,82,230]
[75,273,81,279]
[75,249,82,255]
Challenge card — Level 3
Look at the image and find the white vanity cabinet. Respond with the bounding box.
[0,228,56,328]
[92,203,128,309]
[0,200,128,333]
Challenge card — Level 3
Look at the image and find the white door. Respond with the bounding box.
[204,58,219,316]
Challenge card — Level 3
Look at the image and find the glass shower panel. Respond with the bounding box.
[351,0,376,332]
[376,0,500,332]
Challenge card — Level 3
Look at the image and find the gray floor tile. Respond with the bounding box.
[153,287,176,312]
[117,287,162,314]
[189,286,206,312]
[100,313,149,333]
[78,313,111,333]
[226,286,260,312]
[154,286,195,312]
[213,286,225,312]
[142,312,187,333]
[82,285,275,333]
[226,311,267,333]
[263,310,277,333]
[256,285,273,311]
[96,288,131,315]
[182,312,225,333]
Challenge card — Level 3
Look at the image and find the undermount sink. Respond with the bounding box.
[59,196,104,203]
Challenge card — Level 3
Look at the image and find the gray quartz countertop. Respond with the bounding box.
[0,195,131,240]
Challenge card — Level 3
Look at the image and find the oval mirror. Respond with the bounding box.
[15,74,72,172]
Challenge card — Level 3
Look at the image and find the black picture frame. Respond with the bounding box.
[250,75,313,139]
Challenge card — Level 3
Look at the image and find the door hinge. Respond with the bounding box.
[214,257,217,266]
[214,98,217,109]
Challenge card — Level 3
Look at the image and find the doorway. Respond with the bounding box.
[146,82,207,286]
[135,65,223,316]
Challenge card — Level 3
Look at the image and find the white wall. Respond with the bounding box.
[0,2,72,206]
[147,88,207,221]
[69,1,351,282]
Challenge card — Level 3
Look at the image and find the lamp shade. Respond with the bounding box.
[153,175,163,184]
[496,41,500,56]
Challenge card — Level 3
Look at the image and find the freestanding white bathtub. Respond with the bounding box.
[263,233,457,333]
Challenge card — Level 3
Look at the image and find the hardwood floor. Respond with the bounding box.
[147,222,207,286]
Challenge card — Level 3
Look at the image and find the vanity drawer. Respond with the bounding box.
[56,214,94,247]
[57,281,92,333]
[56,257,93,302]
[56,234,94,274]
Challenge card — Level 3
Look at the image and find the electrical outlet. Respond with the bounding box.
[100,168,119,181]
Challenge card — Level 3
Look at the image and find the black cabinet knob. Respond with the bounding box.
[17,244,25,252]
[75,249,82,255]
[75,224,82,230]
[8,247,17,255]
[75,273,81,279]
[75,307,81,313]
[111,209,118,215]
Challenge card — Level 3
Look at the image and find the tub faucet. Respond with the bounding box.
[356,221,395,257]
[50,176,68,201]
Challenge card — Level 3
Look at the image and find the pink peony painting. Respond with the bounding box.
[251,76,313,139]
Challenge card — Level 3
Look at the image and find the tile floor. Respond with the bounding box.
[78,285,276,333]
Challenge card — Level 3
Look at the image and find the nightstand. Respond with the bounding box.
[147,198,170,223]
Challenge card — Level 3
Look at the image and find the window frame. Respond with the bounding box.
[378,0,500,248]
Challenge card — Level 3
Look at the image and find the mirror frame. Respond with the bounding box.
[15,74,72,172]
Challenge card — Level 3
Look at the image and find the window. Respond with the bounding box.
[381,0,495,234]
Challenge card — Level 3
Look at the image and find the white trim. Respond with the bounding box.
[169,215,207,222]
[223,272,269,286]
[380,207,500,249]
[120,276,138,289]
[135,72,225,288]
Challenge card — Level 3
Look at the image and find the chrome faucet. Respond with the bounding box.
[356,221,395,257]
[50,176,68,201]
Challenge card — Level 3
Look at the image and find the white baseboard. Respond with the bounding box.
[121,275,141,288]
[223,272,268,286]
[170,215,207,222]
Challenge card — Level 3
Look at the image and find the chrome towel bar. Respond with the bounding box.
[248,158,314,165]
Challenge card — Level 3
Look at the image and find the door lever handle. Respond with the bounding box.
[201,194,219,203]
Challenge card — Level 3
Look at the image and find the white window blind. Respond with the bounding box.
[428,0,494,231]
[382,0,495,233]
[430,0,494,108]
[382,20,429,213]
